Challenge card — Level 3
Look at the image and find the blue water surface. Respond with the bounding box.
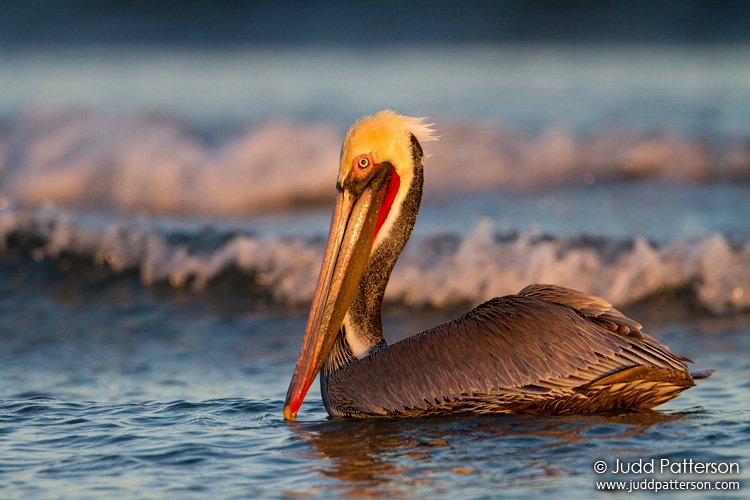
[1,43,750,498]
[0,252,748,498]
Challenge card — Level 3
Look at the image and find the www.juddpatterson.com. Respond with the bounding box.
[592,458,741,493]
[595,478,740,493]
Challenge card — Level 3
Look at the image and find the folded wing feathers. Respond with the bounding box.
[328,286,691,416]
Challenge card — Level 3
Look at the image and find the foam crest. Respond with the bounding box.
[2,110,749,217]
[2,207,749,314]
[422,122,750,193]
[1,110,341,215]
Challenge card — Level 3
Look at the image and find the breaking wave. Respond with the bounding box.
[2,206,748,315]
[1,110,749,216]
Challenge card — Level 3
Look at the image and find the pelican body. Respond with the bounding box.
[283,110,710,421]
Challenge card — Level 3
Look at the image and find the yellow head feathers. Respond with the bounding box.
[339,110,437,185]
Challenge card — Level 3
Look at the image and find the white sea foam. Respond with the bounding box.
[2,206,748,314]
[0,110,341,215]
[1,110,749,216]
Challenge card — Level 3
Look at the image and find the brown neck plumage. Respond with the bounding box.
[321,135,425,399]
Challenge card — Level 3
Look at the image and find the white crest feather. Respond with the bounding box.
[404,116,439,143]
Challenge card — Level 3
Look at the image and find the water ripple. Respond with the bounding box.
[0,267,748,498]
[0,395,747,498]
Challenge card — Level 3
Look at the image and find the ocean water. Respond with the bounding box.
[1,45,750,498]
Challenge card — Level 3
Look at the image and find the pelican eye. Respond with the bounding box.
[357,157,371,169]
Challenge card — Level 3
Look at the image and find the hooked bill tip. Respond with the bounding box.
[283,403,298,422]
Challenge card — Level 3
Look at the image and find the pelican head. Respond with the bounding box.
[283,110,437,421]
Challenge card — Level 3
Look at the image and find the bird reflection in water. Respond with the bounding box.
[284,410,689,496]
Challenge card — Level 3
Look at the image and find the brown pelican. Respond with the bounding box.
[283,110,711,421]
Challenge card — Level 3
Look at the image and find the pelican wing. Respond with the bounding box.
[327,292,691,417]
[518,284,692,361]
[518,283,644,337]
